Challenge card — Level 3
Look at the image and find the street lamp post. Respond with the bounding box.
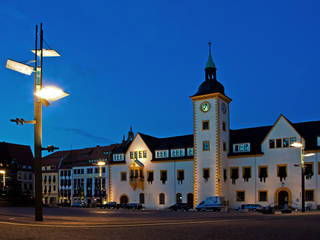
[97,161,106,206]
[291,142,315,212]
[6,23,69,221]
[0,170,6,191]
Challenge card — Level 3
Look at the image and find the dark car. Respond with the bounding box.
[261,206,275,214]
[169,203,191,211]
[125,203,143,209]
[103,202,117,209]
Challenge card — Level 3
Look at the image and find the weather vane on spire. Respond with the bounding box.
[208,41,212,56]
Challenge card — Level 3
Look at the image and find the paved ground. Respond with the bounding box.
[0,207,319,240]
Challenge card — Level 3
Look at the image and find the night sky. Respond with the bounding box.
[1,0,319,153]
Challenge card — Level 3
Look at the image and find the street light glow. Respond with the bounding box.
[291,142,303,148]
[0,170,5,174]
[6,59,33,75]
[304,153,315,157]
[97,161,106,166]
[35,86,69,101]
[31,49,60,57]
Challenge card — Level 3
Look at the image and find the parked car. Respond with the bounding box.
[125,203,143,209]
[103,202,117,209]
[71,201,86,208]
[196,196,225,211]
[238,204,263,212]
[169,203,191,211]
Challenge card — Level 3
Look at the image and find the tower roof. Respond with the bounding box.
[192,42,225,97]
[205,41,216,69]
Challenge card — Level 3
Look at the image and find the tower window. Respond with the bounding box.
[222,121,226,132]
[223,169,227,182]
[120,172,127,181]
[203,168,210,181]
[223,142,227,152]
[277,165,287,182]
[202,120,209,130]
[203,141,210,151]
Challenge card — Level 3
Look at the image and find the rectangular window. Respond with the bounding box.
[233,143,250,153]
[223,142,226,152]
[259,191,268,202]
[277,165,287,182]
[139,151,142,158]
[155,150,169,158]
[269,139,275,149]
[147,171,154,184]
[202,120,209,130]
[87,168,93,174]
[134,151,138,159]
[203,168,209,181]
[130,152,134,159]
[143,151,147,158]
[222,121,226,132]
[159,193,165,205]
[120,172,127,182]
[304,163,314,180]
[305,190,314,201]
[290,137,296,146]
[203,141,210,151]
[223,169,227,182]
[177,170,184,184]
[318,163,320,175]
[276,139,282,148]
[139,193,145,204]
[242,167,251,182]
[283,138,289,148]
[230,167,239,184]
[317,136,320,147]
[236,191,245,201]
[160,170,167,184]
[187,148,193,156]
[259,166,268,182]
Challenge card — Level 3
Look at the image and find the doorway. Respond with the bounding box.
[120,195,129,204]
[187,193,193,208]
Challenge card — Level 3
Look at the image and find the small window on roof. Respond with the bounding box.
[317,136,320,147]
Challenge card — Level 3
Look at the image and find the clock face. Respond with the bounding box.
[200,101,211,112]
[221,103,226,114]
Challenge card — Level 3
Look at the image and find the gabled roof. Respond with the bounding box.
[0,142,34,169]
[293,120,320,151]
[229,126,271,156]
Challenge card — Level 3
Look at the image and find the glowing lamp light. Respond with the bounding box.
[97,161,106,166]
[0,170,5,174]
[35,86,69,101]
[291,142,303,148]
[304,153,315,157]
[6,59,33,75]
[31,49,60,57]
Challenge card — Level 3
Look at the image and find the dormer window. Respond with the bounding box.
[233,143,250,153]
[171,149,185,158]
[187,148,193,156]
[155,150,169,158]
[113,153,125,161]
[317,136,320,147]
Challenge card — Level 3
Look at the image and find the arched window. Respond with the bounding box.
[159,193,165,205]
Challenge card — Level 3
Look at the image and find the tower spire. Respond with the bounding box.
[205,41,216,81]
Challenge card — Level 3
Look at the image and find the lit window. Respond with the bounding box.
[283,138,289,148]
[187,148,193,156]
[317,137,320,147]
[139,151,142,158]
[290,137,296,146]
[203,141,210,151]
[155,150,169,159]
[233,143,250,153]
[143,151,147,158]
[130,152,134,159]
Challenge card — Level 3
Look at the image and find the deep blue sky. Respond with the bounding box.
[1,0,319,153]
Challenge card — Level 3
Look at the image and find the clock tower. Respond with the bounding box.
[191,42,231,207]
